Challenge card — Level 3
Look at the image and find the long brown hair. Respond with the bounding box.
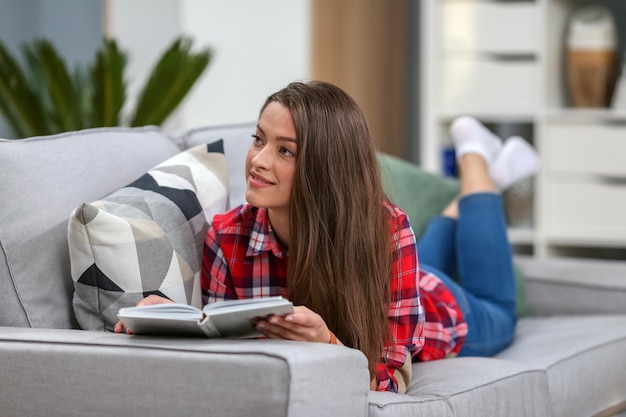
[261,81,392,377]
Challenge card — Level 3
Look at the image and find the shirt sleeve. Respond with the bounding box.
[201,221,237,304]
[376,207,425,393]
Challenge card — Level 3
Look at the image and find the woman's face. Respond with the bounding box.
[245,101,297,218]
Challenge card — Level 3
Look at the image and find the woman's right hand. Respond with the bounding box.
[113,294,174,334]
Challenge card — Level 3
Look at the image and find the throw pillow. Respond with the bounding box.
[69,142,229,331]
[378,153,460,238]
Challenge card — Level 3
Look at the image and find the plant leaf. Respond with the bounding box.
[34,39,80,133]
[73,65,93,128]
[91,38,127,127]
[0,40,48,137]
[131,36,211,127]
[21,43,62,134]
[71,65,90,129]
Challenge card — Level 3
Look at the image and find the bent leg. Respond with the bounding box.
[436,118,538,356]
[417,215,457,279]
[418,194,516,356]
[455,193,516,356]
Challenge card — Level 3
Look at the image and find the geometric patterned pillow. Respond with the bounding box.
[68,142,229,331]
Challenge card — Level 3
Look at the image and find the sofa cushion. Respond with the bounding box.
[69,143,228,331]
[378,153,460,239]
[0,328,370,417]
[369,357,550,417]
[497,315,626,417]
[0,127,180,329]
[183,122,256,209]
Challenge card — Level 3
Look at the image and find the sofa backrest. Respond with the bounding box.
[183,122,255,209]
[0,127,180,328]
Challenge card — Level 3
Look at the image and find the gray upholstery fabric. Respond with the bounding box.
[0,327,370,417]
[515,255,626,315]
[183,122,255,209]
[369,358,550,417]
[0,127,180,328]
[370,314,626,417]
[497,316,626,417]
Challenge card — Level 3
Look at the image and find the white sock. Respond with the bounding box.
[490,136,540,191]
[450,116,503,167]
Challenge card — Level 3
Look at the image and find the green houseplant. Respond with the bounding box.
[0,36,211,138]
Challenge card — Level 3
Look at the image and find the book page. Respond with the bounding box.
[116,304,204,337]
[117,315,206,337]
[208,299,294,337]
[202,296,289,314]
[117,303,202,320]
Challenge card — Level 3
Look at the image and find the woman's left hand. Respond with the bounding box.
[256,305,337,344]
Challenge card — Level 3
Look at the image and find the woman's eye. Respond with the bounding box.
[280,147,294,157]
[251,134,263,145]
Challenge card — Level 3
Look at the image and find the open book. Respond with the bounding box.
[117,296,294,338]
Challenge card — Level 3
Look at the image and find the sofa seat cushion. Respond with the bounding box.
[369,357,550,417]
[497,315,626,417]
[68,143,228,331]
[0,127,180,329]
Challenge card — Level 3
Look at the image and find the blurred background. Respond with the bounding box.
[3,1,626,160]
[3,0,626,259]
[0,0,414,160]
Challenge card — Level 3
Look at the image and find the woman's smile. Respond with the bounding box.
[248,171,275,187]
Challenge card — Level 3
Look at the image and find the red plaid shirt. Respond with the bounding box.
[201,204,466,392]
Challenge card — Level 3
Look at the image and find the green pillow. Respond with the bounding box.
[378,153,459,238]
[378,153,529,318]
[514,265,529,317]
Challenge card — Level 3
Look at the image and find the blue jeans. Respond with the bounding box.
[417,193,516,357]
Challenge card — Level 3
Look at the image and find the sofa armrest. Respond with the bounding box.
[0,327,369,417]
[515,255,626,316]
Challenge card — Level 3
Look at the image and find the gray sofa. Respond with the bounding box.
[1,125,626,417]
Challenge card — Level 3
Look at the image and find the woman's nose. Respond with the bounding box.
[251,145,272,169]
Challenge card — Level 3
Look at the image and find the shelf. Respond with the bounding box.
[421,0,626,261]
[545,234,626,248]
[508,228,535,245]
[544,108,626,123]
[439,110,537,122]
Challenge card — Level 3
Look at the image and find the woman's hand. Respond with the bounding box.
[113,294,174,334]
[255,305,340,344]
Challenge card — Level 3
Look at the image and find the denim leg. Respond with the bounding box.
[417,215,458,279]
[419,193,517,357]
[455,193,516,356]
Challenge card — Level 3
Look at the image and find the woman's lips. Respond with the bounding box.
[249,172,275,187]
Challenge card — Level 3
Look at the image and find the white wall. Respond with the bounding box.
[104,0,311,134]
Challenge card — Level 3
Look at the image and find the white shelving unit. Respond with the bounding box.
[420,0,626,259]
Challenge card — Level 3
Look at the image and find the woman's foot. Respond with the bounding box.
[451,116,540,191]
[450,116,503,167]
[490,136,540,191]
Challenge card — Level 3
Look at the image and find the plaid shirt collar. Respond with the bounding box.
[247,207,288,259]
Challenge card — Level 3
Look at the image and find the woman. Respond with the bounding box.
[116,81,539,394]
[201,81,425,393]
